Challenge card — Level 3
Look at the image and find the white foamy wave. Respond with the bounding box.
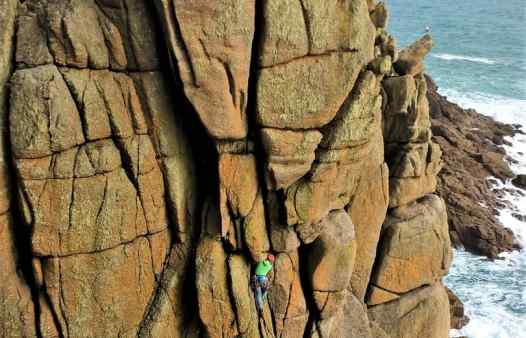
[431,53,498,65]
[494,133,526,245]
[447,132,526,338]
[438,88,526,127]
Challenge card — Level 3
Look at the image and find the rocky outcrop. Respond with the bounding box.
[1,1,455,337]
[427,76,522,258]
[446,287,470,330]
[368,283,450,338]
[512,174,526,189]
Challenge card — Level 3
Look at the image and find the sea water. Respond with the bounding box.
[385,0,526,337]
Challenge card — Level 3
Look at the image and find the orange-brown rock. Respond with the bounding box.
[155,0,253,139]
[368,195,452,303]
[17,0,159,70]
[257,53,365,129]
[348,162,389,301]
[270,225,302,253]
[310,291,374,338]
[219,153,270,260]
[389,173,438,208]
[219,153,259,239]
[268,252,309,338]
[196,237,238,338]
[370,2,389,28]
[228,254,260,338]
[383,74,431,144]
[308,210,356,293]
[320,71,382,149]
[137,243,200,338]
[0,214,37,338]
[0,1,458,337]
[261,128,322,190]
[258,0,309,67]
[39,230,170,337]
[368,283,450,338]
[394,34,434,76]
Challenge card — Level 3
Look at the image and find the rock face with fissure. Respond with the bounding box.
[0,0,454,337]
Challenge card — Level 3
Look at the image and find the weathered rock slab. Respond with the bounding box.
[368,283,450,338]
[369,195,452,301]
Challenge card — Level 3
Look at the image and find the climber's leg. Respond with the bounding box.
[255,284,263,315]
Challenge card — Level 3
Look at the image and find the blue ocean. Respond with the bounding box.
[386,1,526,337]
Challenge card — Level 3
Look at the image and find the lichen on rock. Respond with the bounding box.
[0,0,459,337]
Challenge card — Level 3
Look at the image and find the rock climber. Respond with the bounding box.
[252,253,275,315]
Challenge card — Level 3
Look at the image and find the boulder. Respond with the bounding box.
[446,287,470,330]
[368,283,450,338]
[512,174,526,189]
[270,225,301,253]
[370,2,389,28]
[369,55,392,75]
[243,191,272,261]
[310,291,373,338]
[155,0,255,139]
[285,134,383,227]
[19,0,159,70]
[394,34,433,76]
[196,238,238,338]
[476,151,514,179]
[386,142,442,178]
[300,0,376,58]
[389,174,438,208]
[383,74,431,144]
[308,210,356,293]
[261,128,322,190]
[39,230,170,338]
[368,195,452,300]
[285,178,332,227]
[320,71,382,149]
[218,153,258,245]
[258,0,309,67]
[257,53,365,129]
[269,252,309,338]
[348,163,389,301]
[228,255,259,338]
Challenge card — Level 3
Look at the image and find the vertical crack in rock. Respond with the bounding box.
[1,1,42,336]
[297,244,318,336]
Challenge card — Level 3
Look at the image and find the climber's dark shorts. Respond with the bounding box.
[255,275,268,287]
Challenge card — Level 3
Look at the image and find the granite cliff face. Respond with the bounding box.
[0,1,453,337]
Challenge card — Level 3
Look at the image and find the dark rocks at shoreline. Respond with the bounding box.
[426,75,522,258]
[512,174,526,189]
[446,287,470,330]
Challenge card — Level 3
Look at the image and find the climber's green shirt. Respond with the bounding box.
[255,260,273,276]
